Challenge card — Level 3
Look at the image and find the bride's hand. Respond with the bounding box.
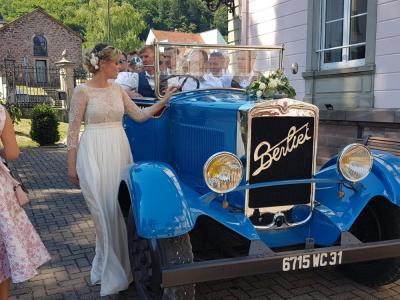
[68,168,80,186]
[161,86,178,104]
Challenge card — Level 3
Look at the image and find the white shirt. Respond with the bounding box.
[168,72,223,91]
[115,71,155,91]
[115,72,138,91]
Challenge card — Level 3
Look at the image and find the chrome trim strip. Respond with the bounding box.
[153,42,285,99]
[237,103,253,157]
[156,42,285,51]
[199,177,345,202]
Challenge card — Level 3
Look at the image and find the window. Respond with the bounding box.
[320,0,367,69]
[33,35,48,56]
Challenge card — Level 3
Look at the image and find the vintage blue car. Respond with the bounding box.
[117,42,400,299]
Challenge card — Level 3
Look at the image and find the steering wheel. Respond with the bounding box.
[160,75,200,92]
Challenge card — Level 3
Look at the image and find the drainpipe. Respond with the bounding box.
[240,0,249,44]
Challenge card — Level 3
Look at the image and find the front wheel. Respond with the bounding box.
[338,198,400,286]
[127,210,195,299]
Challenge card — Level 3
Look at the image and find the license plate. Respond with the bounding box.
[282,251,343,271]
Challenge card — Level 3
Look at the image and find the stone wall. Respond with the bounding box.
[317,110,400,165]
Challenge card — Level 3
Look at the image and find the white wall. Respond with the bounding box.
[247,0,308,100]
[374,0,400,108]
[200,29,227,44]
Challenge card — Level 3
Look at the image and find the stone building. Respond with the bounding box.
[0,8,84,108]
[227,0,400,164]
[0,8,84,70]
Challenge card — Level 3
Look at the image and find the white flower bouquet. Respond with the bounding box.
[246,70,296,99]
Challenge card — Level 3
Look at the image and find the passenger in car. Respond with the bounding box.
[115,45,157,98]
[208,51,233,88]
[170,49,223,91]
[231,50,258,89]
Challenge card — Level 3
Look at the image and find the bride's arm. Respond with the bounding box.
[67,86,88,185]
[121,86,176,122]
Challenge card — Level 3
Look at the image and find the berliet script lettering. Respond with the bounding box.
[252,123,312,176]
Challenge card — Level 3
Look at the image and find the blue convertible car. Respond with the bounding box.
[117,42,400,299]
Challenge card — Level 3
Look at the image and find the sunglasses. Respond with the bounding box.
[129,57,142,65]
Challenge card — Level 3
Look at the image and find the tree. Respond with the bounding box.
[76,0,145,52]
[0,0,87,35]
[0,0,228,49]
[127,0,227,39]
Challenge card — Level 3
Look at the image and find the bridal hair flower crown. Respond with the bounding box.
[90,53,99,70]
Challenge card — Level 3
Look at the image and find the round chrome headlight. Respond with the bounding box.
[203,152,243,193]
[337,144,373,182]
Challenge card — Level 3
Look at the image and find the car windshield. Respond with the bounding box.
[154,43,284,97]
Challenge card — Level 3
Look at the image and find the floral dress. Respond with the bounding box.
[0,105,50,284]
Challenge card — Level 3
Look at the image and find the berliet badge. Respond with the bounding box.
[252,123,312,176]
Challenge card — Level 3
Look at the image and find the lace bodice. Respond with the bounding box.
[67,82,154,150]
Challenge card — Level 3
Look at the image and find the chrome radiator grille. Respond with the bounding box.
[248,116,314,208]
[242,99,319,224]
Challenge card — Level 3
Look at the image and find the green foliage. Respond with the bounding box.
[127,0,227,39]
[0,0,228,50]
[30,104,60,146]
[0,0,86,35]
[0,99,22,125]
[76,0,145,52]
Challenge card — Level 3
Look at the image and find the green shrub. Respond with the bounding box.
[30,104,60,146]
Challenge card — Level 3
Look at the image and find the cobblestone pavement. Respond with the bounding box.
[7,147,400,300]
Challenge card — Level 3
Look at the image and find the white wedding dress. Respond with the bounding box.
[67,82,156,296]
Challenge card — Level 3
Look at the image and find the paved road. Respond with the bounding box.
[8,148,400,299]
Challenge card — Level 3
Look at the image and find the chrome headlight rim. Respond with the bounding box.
[203,151,244,194]
[337,143,373,183]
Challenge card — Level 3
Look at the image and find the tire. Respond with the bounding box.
[338,199,400,286]
[126,210,195,299]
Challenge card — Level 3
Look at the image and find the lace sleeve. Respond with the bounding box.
[0,105,6,134]
[67,85,88,150]
[120,85,164,122]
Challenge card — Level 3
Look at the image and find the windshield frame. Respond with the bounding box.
[154,42,285,99]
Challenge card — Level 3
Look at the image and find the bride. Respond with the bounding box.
[67,43,176,297]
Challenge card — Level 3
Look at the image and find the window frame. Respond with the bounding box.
[319,0,367,70]
[33,35,48,57]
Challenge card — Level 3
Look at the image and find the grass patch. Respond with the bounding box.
[14,119,68,148]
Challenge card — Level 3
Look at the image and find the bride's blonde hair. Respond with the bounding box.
[83,43,122,74]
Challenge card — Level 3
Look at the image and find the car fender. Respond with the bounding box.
[316,151,400,233]
[122,161,194,239]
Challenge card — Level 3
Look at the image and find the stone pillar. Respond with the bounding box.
[55,50,75,112]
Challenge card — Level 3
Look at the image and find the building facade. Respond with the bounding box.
[0,8,83,70]
[229,0,400,164]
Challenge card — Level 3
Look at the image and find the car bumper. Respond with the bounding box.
[162,233,400,287]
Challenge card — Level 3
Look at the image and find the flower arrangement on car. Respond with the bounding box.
[247,70,296,99]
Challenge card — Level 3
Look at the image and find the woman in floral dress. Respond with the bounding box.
[0,105,51,299]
